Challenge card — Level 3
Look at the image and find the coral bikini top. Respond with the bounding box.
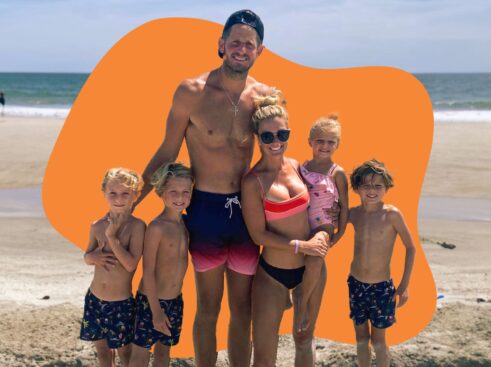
[250,161,309,222]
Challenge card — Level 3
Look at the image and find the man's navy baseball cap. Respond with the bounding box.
[219,9,264,58]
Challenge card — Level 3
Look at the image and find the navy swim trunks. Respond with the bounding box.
[132,292,184,348]
[184,190,259,275]
[80,289,135,348]
[348,275,396,329]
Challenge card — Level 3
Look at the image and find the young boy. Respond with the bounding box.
[81,167,146,367]
[129,163,194,367]
[348,160,416,367]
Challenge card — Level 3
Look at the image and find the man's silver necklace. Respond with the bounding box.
[220,70,242,117]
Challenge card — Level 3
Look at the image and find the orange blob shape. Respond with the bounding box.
[43,18,436,357]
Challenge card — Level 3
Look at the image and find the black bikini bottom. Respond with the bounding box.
[259,255,305,289]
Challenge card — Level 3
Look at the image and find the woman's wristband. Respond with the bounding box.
[294,239,300,254]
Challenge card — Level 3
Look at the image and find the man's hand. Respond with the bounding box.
[85,241,118,271]
[153,312,172,336]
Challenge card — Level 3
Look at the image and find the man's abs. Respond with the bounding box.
[187,137,253,193]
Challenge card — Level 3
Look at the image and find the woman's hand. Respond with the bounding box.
[299,231,329,257]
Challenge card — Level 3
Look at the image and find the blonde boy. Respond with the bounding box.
[130,163,193,367]
[81,168,146,367]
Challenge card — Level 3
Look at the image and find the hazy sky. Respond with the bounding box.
[1,0,490,73]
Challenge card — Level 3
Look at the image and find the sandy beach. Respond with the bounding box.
[0,115,490,366]
[0,116,62,188]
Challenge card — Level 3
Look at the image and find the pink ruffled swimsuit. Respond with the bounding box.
[300,161,339,230]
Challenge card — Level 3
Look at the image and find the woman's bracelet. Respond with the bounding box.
[294,239,300,254]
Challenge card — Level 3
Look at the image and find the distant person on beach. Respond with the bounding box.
[129,163,194,367]
[347,160,416,367]
[296,115,349,333]
[0,92,5,115]
[80,168,145,367]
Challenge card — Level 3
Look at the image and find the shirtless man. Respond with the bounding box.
[136,10,268,367]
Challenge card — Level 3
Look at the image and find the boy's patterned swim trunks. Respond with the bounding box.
[132,292,184,348]
[348,275,396,329]
[80,289,135,348]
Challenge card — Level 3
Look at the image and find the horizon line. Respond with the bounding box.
[1,70,491,75]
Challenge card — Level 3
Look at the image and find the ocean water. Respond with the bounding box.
[414,73,491,123]
[0,72,87,118]
[0,72,490,122]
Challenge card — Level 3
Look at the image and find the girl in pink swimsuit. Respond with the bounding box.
[298,115,349,332]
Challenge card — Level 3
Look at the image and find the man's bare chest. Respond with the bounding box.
[187,112,253,148]
[192,89,254,136]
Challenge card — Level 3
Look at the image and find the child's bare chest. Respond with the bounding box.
[94,224,131,252]
[168,226,188,255]
[354,213,395,241]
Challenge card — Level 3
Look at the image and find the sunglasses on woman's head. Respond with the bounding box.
[259,129,291,144]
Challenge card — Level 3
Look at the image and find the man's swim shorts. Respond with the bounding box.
[132,292,183,347]
[348,275,396,329]
[184,190,259,275]
[80,289,135,348]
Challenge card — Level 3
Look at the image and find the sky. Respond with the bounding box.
[1,0,491,73]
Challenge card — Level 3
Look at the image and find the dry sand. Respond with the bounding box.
[0,116,490,366]
[422,122,491,198]
[0,116,63,188]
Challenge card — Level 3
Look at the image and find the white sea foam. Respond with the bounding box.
[434,110,491,123]
[2,105,70,118]
[2,105,491,124]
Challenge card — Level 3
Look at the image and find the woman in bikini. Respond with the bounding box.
[241,89,329,367]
